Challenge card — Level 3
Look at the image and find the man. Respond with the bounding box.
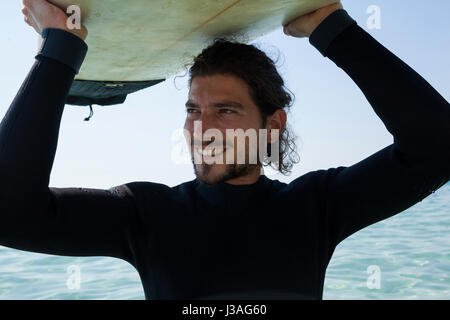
[0,0,448,299]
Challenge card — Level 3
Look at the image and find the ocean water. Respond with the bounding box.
[0,183,448,300]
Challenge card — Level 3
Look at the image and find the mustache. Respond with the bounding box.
[191,140,234,149]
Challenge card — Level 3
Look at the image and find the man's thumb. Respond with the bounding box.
[283,24,291,36]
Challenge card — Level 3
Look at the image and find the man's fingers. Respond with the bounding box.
[22,0,38,10]
[22,0,32,9]
[24,16,40,34]
[22,0,88,40]
[23,15,31,26]
[22,5,40,33]
[23,0,46,9]
[25,15,38,31]
[22,7,32,25]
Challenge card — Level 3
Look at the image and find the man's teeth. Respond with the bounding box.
[195,147,225,157]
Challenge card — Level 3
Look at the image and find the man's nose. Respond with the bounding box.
[194,111,220,137]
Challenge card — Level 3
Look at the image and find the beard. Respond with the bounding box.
[192,160,259,185]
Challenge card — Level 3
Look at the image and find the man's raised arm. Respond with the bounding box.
[0,0,140,264]
[285,4,450,251]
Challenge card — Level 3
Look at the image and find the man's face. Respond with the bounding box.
[183,74,266,185]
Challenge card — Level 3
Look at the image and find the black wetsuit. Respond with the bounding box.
[0,10,449,300]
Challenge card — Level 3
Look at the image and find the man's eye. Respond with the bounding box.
[220,109,234,114]
[186,108,198,114]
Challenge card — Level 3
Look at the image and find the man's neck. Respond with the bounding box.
[224,166,264,185]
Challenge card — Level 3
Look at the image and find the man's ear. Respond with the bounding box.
[267,109,287,143]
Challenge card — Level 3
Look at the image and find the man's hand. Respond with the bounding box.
[22,0,88,40]
[283,1,343,38]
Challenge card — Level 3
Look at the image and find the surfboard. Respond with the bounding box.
[46,0,338,106]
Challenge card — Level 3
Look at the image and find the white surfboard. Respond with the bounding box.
[46,0,338,105]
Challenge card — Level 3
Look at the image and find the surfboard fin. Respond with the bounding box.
[66,79,165,106]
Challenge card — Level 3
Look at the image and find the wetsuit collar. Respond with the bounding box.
[194,174,270,193]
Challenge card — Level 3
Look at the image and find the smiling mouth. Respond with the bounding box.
[193,146,226,157]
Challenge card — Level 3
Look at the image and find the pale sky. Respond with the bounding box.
[1,0,449,189]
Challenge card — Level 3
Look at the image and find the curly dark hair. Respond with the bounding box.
[186,37,300,175]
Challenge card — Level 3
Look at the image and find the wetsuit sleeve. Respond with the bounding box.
[0,29,139,264]
[307,10,450,249]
